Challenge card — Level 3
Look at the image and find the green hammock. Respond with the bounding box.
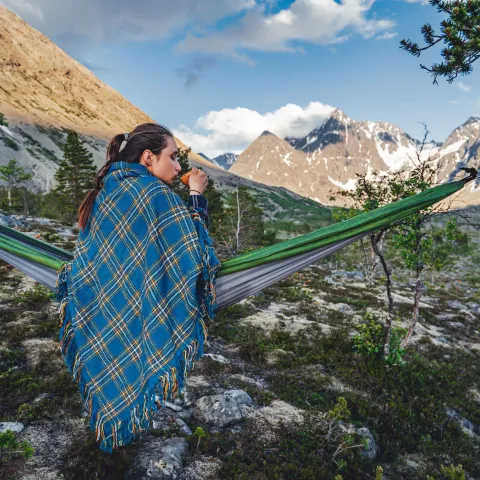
[0,172,476,311]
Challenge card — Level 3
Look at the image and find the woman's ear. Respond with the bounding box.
[141,150,152,167]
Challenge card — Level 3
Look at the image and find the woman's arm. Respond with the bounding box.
[188,193,209,229]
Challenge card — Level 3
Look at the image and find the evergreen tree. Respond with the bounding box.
[400,0,480,83]
[52,130,97,223]
[0,112,8,127]
[0,158,32,213]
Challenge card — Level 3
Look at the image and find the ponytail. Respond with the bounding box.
[77,133,125,232]
[77,124,173,232]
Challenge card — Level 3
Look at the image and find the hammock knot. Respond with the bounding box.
[460,167,478,182]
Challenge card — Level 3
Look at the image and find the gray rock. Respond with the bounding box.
[182,391,193,408]
[0,422,24,433]
[193,390,253,429]
[147,438,188,479]
[335,303,354,315]
[194,394,242,428]
[177,409,194,422]
[178,456,223,480]
[175,418,192,436]
[165,401,183,412]
[203,353,230,364]
[435,313,458,321]
[357,427,376,462]
[447,322,465,329]
[332,270,365,280]
[447,300,467,311]
[466,302,480,314]
[33,393,51,404]
[0,213,26,228]
[173,397,184,407]
[224,390,253,407]
[446,408,478,437]
[128,437,188,480]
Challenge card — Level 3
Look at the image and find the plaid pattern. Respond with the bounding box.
[55,161,221,452]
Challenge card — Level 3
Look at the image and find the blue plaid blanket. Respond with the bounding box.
[55,161,221,452]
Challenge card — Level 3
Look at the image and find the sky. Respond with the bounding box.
[1,0,480,158]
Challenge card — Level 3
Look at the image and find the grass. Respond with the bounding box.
[210,294,480,479]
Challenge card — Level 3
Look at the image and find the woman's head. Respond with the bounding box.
[78,122,181,231]
[112,123,181,184]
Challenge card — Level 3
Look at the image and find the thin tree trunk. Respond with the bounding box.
[235,190,241,252]
[360,238,373,286]
[22,188,29,216]
[402,265,422,347]
[371,232,394,358]
[7,186,12,208]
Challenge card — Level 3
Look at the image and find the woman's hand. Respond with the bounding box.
[189,167,209,195]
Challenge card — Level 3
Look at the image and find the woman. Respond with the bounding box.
[55,123,221,452]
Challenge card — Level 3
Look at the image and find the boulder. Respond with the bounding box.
[446,408,478,437]
[356,427,377,462]
[0,422,24,433]
[128,437,188,480]
[193,390,253,429]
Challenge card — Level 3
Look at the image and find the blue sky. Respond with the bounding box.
[2,0,479,157]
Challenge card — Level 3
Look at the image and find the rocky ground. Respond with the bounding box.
[0,214,479,479]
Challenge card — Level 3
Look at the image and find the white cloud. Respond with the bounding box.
[0,0,254,45]
[449,100,460,105]
[375,31,397,40]
[457,81,472,93]
[177,0,395,57]
[173,101,336,157]
[404,0,429,4]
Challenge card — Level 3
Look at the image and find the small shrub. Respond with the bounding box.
[427,464,466,480]
[17,403,35,421]
[328,397,351,421]
[352,312,407,365]
[0,430,34,463]
[12,284,54,307]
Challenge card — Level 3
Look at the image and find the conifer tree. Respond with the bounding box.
[0,112,8,127]
[52,130,97,223]
[400,0,480,83]
[0,158,32,212]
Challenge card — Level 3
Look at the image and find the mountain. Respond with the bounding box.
[211,153,238,170]
[232,109,479,206]
[434,117,480,205]
[198,153,238,170]
[230,131,331,203]
[0,6,220,181]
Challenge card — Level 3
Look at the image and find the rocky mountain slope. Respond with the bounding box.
[0,6,217,170]
[230,131,331,204]
[231,109,479,207]
[199,153,239,170]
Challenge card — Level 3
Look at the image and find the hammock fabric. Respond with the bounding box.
[0,171,476,309]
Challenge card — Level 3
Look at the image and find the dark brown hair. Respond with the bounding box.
[77,122,174,232]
